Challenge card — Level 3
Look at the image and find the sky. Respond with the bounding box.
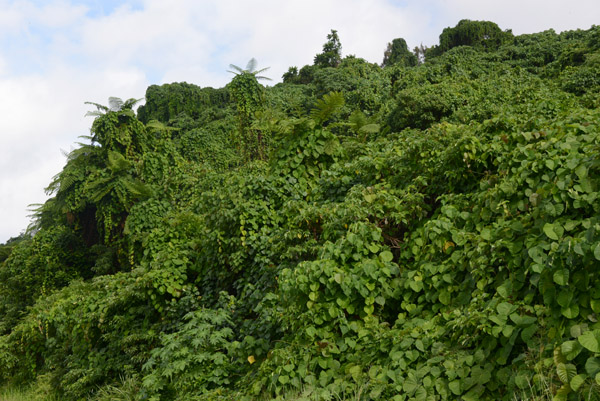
[0,0,598,242]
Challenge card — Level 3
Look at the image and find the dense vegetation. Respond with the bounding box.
[1,20,600,401]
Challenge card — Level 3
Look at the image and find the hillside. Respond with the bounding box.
[1,20,600,400]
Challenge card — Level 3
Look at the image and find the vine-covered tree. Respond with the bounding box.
[228,58,271,162]
[382,37,417,67]
[430,19,513,56]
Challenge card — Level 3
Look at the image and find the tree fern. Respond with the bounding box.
[309,91,345,125]
[228,58,272,81]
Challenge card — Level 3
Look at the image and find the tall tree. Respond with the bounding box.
[314,29,342,68]
[228,59,271,162]
[382,37,418,67]
[437,19,513,53]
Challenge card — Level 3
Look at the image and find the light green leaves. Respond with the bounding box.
[380,250,394,263]
[594,243,600,261]
[543,222,563,240]
[553,269,570,286]
[556,363,577,384]
[578,330,600,353]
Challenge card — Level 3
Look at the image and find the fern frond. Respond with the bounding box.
[229,59,271,80]
[348,110,368,129]
[359,123,380,134]
[85,110,105,118]
[84,101,109,112]
[87,177,113,203]
[310,91,345,125]
[123,97,144,110]
[107,151,131,172]
[246,58,258,73]
[122,179,153,199]
[146,120,180,134]
[227,64,245,75]
[108,97,124,112]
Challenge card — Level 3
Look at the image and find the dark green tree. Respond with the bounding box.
[382,37,417,67]
[314,29,342,68]
[282,66,299,83]
[429,19,514,57]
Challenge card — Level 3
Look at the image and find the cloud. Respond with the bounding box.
[1,0,599,241]
[428,0,599,35]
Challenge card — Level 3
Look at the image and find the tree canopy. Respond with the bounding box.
[314,29,342,68]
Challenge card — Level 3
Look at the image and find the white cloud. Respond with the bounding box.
[1,0,599,241]
[431,0,599,35]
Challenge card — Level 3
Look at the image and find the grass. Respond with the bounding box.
[0,386,56,401]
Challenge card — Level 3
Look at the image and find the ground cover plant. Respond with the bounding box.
[1,20,600,400]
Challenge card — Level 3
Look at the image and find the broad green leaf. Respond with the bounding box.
[497,302,516,317]
[570,374,586,392]
[544,223,560,240]
[592,299,600,314]
[509,313,537,327]
[514,373,529,389]
[557,290,574,307]
[380,250,393,263]
[562,304,579,319]
[561,341,583,361]
[348,365,361,381]
[594,243,600,261]
[554,269,569,286]
[586,358,600,376]
[480,228,492,241]
[575,164,588,180]
[579,330,600,353]
[448,380,461,395]
[414,387,428,401]
[556,363,577,384]
[404,374,418,393]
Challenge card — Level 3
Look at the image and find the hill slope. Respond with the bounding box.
[1,21,600,401]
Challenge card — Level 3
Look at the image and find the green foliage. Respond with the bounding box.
[314,30,342,68]
[430,19,514,57]
[228,63,271,162]
[137,83,230,125]
[3,20,600,401]
[382,38,418,67]
[141,297,240,400]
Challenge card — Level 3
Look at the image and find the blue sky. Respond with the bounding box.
[1,0,599,242]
